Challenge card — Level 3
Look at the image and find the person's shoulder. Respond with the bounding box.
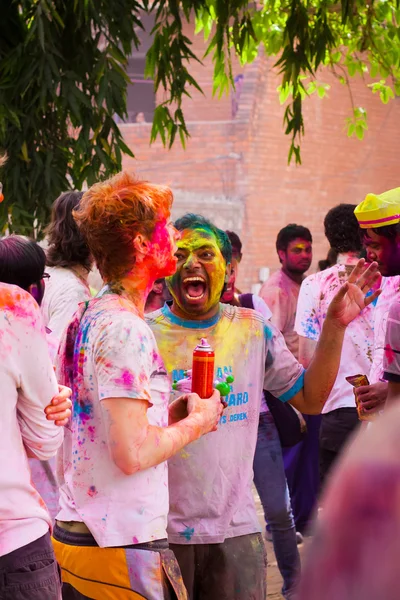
[260,270,288,297]
[85,294,145,330]
[145,306,167,329]
[46,266,74,281]
[0,283,40,322]
[222,302,266,326]
[306,265,340,286]
[261,269,282,287]
[382,275,400,294]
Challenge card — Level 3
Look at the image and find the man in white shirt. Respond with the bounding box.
[296,187,400,600]
[354,187,400,409]
[52,172,223,600]
[295,204,375,485]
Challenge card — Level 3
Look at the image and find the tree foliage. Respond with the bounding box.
[1,0,400,235]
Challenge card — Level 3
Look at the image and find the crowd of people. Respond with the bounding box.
[1,155,400,600]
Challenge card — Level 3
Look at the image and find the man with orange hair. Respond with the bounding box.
[52,172,223,599]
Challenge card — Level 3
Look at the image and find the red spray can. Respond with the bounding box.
[191,338,215,399]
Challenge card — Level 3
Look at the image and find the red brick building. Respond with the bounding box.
[121,27,400,291]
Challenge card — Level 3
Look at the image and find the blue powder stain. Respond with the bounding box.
[179,526,195,541]
[301,316,319,340]
[264,324,273,341]
[74,401,93,424]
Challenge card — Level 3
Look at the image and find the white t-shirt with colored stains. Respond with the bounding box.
[56,294,170,547]
[146,302,304,544]
[295,264,375,414]
[370,276,400,383]
[0,284,63,556]
[383,300,400,381]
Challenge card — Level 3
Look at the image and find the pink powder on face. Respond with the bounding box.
[114,369,135,387]
[132,536,139,544]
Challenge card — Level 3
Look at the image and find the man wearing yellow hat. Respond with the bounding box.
[353,187,400,413]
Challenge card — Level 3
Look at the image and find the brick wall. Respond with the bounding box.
[121,28,400,291]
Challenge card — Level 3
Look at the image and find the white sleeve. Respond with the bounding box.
[252,295,272,320]
[15,293,64,460]
[94,315,156,403]
[294,274,321,341]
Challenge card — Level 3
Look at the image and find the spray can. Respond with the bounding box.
[191,338,215,399]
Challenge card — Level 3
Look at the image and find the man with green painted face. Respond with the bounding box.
[146,213,381,600]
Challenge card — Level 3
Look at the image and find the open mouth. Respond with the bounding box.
[182,276,207,300]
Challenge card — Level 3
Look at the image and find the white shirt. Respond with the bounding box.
[0,284,63,555]
[41,266,91,340]
[56,294,170,547]
[295,263,375,414]
[370,276,400,383]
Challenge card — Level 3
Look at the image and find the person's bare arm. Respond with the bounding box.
[288,260,380,415]
[102,390,223,475]
[298,335,317,369]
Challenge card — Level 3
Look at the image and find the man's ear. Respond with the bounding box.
[133,233,150,263]
[278,249,286,264]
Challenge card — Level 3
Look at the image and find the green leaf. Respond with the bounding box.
[355,124,364,140]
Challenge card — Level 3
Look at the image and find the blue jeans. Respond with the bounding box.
[253,412,300,598]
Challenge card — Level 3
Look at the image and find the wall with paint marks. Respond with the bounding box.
[120,23,400,291]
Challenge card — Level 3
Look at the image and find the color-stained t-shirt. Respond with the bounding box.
[243,295,272,413]
[259,269,301,359]
[41,266,91,340]
[28,331,61,524]
[295,264,375,414]
[383,301,400,382]
[146,303,304,544]
[370,276,400,383]
[56,293,170,548]
[0,283,63,556]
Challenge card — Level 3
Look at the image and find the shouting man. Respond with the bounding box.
[145,213,379,600]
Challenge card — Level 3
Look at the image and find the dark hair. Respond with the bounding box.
[363,222,400,241]
[0,236,46,290]
[276,224,312,259]
[174,214,232,264]
[225,230,242,259]
[318,248,338,271]
[323,204,361,253]
[46,191,92,269]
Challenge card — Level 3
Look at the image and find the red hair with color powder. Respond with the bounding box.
[74,171,173,281]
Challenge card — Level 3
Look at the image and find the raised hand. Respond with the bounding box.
[327,259,381,328]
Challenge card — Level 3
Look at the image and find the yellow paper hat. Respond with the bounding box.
[354,187,400,228]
